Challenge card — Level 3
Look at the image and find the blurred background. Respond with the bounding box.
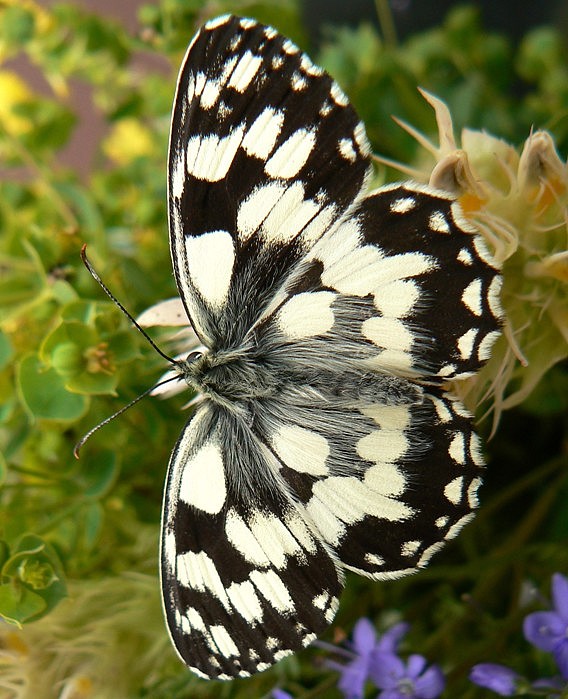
[0,2,567,698]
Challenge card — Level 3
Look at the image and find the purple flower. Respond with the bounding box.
[469,663,520,696]
[370,653,445,699]
[523,573,568,679]
[272,691,294,699]
[327,619,410,699]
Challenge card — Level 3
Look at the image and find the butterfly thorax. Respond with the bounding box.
[178,348,282,407]
[177,347,424,411]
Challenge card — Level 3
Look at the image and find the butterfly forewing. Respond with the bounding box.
[161,13,503,679]
[168,14,371,347]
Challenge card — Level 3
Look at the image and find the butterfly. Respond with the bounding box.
[156,14,502,680]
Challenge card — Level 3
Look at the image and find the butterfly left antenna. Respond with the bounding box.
[74,245,185,457]
[73,375,181,458]
[80,244,178,366]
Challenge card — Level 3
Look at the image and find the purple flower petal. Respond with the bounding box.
[352,617,378,654]
[337,656,370,699]
[523,611,567,651]
[553,639,568,680]
[370,652,406,689]
[272,690,294,699]
[551,573,568,622]
[532,675,565,691]
[469,663,520,696]
[377,622,410,654]
[406,654,427,679]
[378,690,405,699]
[413,663,446,698]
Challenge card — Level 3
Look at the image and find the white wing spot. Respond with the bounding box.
[237,181,285,241]
[362,316,414,352]
[338,137,357,162]
[272,423,330,476]
[462,278,483,316]
[205,14,231,30]
[210,625,239,657]
[478,330,501,361]
[250,570,296,613]
[330,81,348,105]
[435,515,449,529]
[228,51,263,92]
[470,432,484,466]
[390,197,416,214]
[311,476,414,526]
[282,39,299,55]
[468,477,482,508]
[458,247,473,265]
[186,124,245,182]
[354,121,370,155]
[457,327,478,360]
[436,364,456,378]
[262,182,319,243]
[365,552,385,567]
[488,275,503,318]
[320,244,384,296]
[401,540,421,557]
[248,510,304,568]
[170,149,185,198]
[444,476,464,505]
[429,211,450,233]
[373,279,419,319]
[225,509,271,567]
[448,431,466,465]
[301,54,323,76]
[276,291,336,340]
[357,428,408,465]
[473,235,497,266]
[265,128,316,179]
[185,230,234,308]
[364,462,406,498]
[226,580,264,623]
[176,551,230,609]
[291,72,308,91]
[431,396,452,422]
[242,107,284,159]
[361,404,411,430]
[178,437,226,514]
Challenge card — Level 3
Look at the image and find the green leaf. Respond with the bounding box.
[82,450,118,498]
[0,330,13,370]
[17,353,88,420]
[0,583,46,627]
[2,6,36,46]
[0,534,67,623]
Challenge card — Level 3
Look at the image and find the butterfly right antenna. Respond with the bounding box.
[80,244,178,367]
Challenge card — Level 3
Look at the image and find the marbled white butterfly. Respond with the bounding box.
[157,14,503,680]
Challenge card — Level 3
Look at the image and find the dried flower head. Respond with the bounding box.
[377,91,568,426]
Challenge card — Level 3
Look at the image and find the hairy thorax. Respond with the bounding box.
[178,347,423,411]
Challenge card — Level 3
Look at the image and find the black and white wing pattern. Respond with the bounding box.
[160,14,503,680]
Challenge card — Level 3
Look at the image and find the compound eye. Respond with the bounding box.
[186,351,203,363]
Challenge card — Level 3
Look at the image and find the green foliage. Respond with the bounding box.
[0,1,566,698]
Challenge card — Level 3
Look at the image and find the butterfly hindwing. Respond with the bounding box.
[161,403,342,679]
[252,182,502,384]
